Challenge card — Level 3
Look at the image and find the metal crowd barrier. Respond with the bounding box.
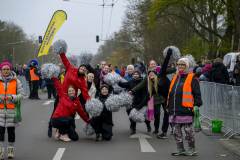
[17,76,30,96]
[199,81,240,138]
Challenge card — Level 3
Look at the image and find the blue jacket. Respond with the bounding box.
[123,73,133,91]
[115,69,121,75]
[25,66,31,81]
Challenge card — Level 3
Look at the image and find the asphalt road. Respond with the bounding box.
[10,93,240,160]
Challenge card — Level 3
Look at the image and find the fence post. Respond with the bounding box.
[214,83,218,120]
[232,86,236,133]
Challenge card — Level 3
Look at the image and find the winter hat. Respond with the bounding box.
[80,64,88,68]
[100,84,109,90]
[0,62,12,71]
[127,65,134,70]
[133,64,139,68]
[148,70,157,75]
[196,67,202,73]
[133,70,141,76]
[177,58,191,73]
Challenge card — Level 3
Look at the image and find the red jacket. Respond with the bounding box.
[51,78,90,123]
[121,69,126,78]
[60,53,90,101]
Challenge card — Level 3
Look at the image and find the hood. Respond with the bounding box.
[212,62,223,67]
[0,71,17,82]
[204,64,212,69]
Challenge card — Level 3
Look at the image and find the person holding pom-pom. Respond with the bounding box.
[51,77,90,142]
[90,84,113,141]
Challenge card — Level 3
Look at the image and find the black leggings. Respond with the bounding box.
[91,116,112,140]
[51,116,79,141]
[154,104,161,131]
[48,95,76,130]
[127,109,150,130]
[0,127,15,142]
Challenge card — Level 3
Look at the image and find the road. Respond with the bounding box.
[12,93,240,160]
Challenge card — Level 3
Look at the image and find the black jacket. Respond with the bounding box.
[233,61,240,86]
[209,62,229,84]
[96,93,113,126]
[168,73,202,116]
[118,77,147,107]
[45,78,54,85]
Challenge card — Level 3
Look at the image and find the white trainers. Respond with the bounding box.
[7,147,14,159]
[0,148,4,160]
[60,134,71,142]
[55,129,60,140]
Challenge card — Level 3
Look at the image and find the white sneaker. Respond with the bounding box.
[55,129,60,140]
[7,147,14,159]
[60,134,71,142]
[0,148,4,160]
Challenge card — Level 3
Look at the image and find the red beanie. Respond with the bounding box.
[0,62,12,71]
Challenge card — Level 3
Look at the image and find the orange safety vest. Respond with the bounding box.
[167,73,199,108]
[30,68,39,81]
[111,70,115,73]
[0,79,17,109]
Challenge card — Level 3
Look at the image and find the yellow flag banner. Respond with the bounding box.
[37,10,67,58]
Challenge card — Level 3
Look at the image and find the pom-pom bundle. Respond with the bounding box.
[78,51,93,65]
[112,84,125,93]
[163,46,181,62]
[52,39,67,55]
[41,63,60,78]
[129,106,148,123]
[104,73,127,85]
[85,98,103,117]
[182,54,196,69]
[66,53,78,68]
[82,123,95,136]
[105,94,121,112]
[118,92,133,110]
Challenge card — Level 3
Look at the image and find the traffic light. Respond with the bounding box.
[96,35,99,42]
[39,36,42,43]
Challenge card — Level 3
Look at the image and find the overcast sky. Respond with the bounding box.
[0,0,126,55]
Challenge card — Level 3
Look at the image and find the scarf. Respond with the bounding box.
[147,76,155,121]
[2,73,13,83]
[68,95,76,100]
[100,71,107,86]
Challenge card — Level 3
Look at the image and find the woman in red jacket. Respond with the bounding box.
[48,53,91,137]
[51,78,90,142]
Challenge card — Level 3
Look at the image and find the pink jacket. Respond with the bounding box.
[202,64,211,73]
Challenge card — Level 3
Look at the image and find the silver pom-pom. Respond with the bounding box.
[105,94,121,112]
[182,54,196,69]
[118,92,133,110]
[66,53,78,68]
[78,51,93,65]
[129,106,148,123]
[82,123,95,136]
[163,46,181,61]
[52,39,67,55]
[41,63,60,78]
[112,84,125,93]
[104,73,126,85]
[85,98,103,117]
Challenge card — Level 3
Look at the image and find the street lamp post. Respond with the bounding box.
[5,41,24,64]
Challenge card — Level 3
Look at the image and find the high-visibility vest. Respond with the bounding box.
[0,79,17,109]
[111,70,115,73]
[30,68,39,81]
[167,73,199,108]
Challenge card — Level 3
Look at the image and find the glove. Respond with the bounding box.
[136,105,143,110]
[167,48,172,55]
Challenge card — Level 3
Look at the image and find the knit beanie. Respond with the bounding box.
[79,64,87,68]
[0,62,12,71]
[148,70,157,75]
[133,70,141,76]
[100,84,109,91]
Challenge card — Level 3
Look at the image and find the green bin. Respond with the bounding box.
[211,120,223,133]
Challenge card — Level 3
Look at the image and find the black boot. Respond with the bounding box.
[131,129,136,135]
[48,129,52,137]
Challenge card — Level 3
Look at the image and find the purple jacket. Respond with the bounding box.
[202,64,211,73]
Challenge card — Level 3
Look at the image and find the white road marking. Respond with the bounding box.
[43,100,54,105]
[53,148,65,160]
[75,113,80,119]
[130,132,156,152]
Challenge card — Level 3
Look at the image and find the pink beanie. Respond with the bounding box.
[0,62,12,71]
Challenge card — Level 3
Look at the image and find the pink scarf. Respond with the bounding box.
[147,76,155,121]
[100,71,107,86]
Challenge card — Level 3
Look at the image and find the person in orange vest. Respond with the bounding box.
[0,62,24,159]
[29,63,41,100]
[166,58,202,156]
[108,64,115,73]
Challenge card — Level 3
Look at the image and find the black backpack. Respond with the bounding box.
[212,66,222,81]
